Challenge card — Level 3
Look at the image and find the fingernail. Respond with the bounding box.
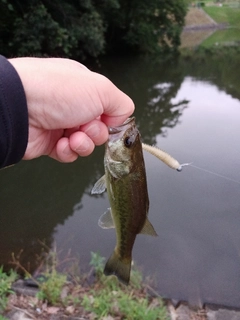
[84,124,100,138]
[75,140,90,153]
[63,144,72,155]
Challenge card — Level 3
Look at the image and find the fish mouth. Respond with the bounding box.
[108,117,135,135]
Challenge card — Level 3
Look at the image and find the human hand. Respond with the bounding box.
[9,58,134,162]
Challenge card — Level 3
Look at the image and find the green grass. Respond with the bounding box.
[82,252,169,320]
[203,6,240,27]
[201,27,240,46]
[82,287,168,320]
[3,251,169,319]
[0,267,18,313]
[201,6,240,47]
[36,270,67,304]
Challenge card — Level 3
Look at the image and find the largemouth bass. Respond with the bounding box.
[91,117,157,285]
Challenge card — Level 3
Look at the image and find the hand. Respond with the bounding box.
[9,58,134,162]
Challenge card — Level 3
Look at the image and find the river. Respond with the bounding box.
[1,50,240,308]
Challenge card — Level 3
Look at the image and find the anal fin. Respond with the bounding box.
[139,218,158,236]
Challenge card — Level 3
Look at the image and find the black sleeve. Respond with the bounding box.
[0,55,28,168]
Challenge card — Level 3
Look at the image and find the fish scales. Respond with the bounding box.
[107,167,148,259]
[92,117,157,285]
[91,117,185,285]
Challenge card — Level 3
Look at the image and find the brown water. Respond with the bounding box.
[1,52,240,307]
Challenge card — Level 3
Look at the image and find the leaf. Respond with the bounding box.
[46,306,60,314]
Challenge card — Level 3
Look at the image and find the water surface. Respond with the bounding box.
[1,53,240,308]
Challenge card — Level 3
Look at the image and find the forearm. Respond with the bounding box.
[0,55,28,168]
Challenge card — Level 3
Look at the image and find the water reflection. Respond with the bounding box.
[1,52,240,307]
[0,147,104,273]
[93,56,190,144]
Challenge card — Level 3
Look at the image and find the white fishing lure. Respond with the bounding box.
[142,143,190,171]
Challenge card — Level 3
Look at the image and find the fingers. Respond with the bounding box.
[53,137,79,162]
[69,131,95,156]
[50,133,95,162]
[79,119,108,146]
[50,119,108,162]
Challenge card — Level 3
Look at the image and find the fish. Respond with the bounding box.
[91,117,157,285]
[91,117,187,285]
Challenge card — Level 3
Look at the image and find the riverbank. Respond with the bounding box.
[1,252,170,320]
[2,249,240,320]
[181,6,240,48]
[180,7,223,48]
[4,279,240,320]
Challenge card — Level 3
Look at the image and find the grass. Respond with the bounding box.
[203,6,240,27]
[181,5,240,48]
[82,287,167,320]
[201,27,240,46]
[36,270,67,304]
[202,6,240,47]
[1,251,169,319]
[0,267,18,313]
[82,252,168,320]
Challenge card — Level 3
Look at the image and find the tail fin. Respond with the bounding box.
[104,250,131,285]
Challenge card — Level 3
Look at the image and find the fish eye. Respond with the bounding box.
[124,136,133,148]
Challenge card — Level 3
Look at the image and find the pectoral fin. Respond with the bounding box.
[98,208,115,229]
[139,218,158,236]
[91,175,106,194]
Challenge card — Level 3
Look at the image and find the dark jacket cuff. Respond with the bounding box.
[0,55,28,168]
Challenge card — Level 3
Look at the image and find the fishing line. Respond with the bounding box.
[189,164,240,186]
[141,143,240,185]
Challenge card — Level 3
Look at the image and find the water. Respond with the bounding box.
[1,52,240,308]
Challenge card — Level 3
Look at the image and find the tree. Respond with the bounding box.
[0,0,107,59]
[0,0,187,59]
[102,0,188,54]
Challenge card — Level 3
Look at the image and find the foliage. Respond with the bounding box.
[0,0,188,59]
[0,0,106,59]
[83,255,168,320]
[82,288,168,320]
[85,252,168,319]
[10,4,73,57]
[102,0,188,54]
[34,249,168,319]
[3,250,168,319]
[89,251,105,278]
[0,266,18,312]
[34,248,68,304]
[11,247,68,305]
[36,270,67,304]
